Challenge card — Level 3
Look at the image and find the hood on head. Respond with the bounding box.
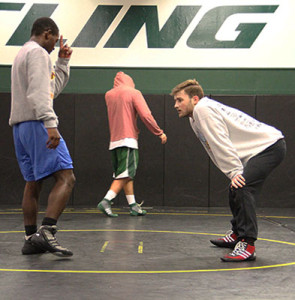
[113,72,135,88]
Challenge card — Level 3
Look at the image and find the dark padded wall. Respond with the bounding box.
[73,94,110,206]
[256,95,295,208]
[1,93,294,207]
[0,93,24,205]
[135,95,165,207]
[164,94,209,207]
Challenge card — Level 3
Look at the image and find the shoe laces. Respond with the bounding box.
[132,203,144,213]
[41,226,61,247]
[231,241,247,256]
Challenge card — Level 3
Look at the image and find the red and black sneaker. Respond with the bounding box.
[221,241,256,262]
[210,230,238,248]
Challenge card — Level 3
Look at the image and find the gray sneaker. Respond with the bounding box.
[129,202,147,216]
[97,199,118,217]
[31,225,73,257]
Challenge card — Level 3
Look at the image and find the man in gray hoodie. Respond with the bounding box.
[10,17,75,257]
[171,79,286,262]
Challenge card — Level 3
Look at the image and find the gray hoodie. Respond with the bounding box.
[9,41,70,128]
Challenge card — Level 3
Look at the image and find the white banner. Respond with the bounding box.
[0,0,294,68]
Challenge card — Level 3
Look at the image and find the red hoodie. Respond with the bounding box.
[105,72,163,149]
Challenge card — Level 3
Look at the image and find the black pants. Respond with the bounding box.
[229,139,286,241]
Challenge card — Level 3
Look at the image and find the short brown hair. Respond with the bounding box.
[171,79,204,99]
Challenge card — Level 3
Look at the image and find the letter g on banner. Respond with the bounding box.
[187,5,279,48]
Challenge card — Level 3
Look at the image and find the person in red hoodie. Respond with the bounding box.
[97,72,167,217]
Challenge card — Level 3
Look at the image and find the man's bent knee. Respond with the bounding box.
[54,169,76,189]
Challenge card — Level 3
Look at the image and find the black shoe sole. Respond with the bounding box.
[51,250,73,257]
[210,240,238,249]
[22,248,47,255]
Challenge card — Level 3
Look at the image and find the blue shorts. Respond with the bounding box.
[13,121,73,181]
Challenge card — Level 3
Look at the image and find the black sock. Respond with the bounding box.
[25,225,37,236]
[42,217,57,226]
[245,238,255,246]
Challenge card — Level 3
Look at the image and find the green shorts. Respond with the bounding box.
[111,147,139,179]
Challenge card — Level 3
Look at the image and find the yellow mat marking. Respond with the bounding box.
[0,229,295,274]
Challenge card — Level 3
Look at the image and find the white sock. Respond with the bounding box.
[104,190,117,201]
[126,195,136,205]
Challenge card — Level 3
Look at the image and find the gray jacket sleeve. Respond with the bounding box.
[54,57,70,98]
[194,106,244,179]
[27,47,58,128]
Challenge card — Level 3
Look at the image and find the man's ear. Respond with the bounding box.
[44,30,51,40]
[192,96,199,105]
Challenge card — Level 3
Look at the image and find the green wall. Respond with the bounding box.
[1,65,294,95]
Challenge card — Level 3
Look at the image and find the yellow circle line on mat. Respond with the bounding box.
[1,229,295,246]
[0,262,295,274]
[0,210,294,219]
[0,229,295,274]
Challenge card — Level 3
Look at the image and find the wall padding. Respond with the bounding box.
[0,93,294,208]
[255,95,295,208]
[164,94,209,207]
